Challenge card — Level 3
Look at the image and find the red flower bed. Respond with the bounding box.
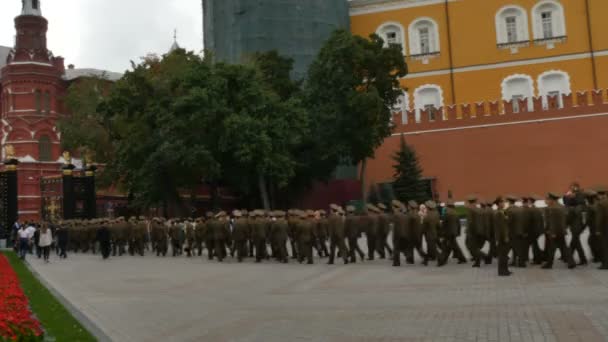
[0,255,43,341]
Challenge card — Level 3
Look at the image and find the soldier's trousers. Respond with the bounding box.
[347,237,365,262]
[100,241,111,260]
[214,239,227,261]
[600,232,608,268]
[298,240,313,264]
[527,234,544,263]
[316,237,328,257]
[466,234,486,264]
[255,238,267,262]
[376,233,392,258]
[392,237,409,266]
[438,236,466,265]
[274,239,288,262]
[587,231,600,262]
[205,239,214,259]
[234,240,247,262]
[289,237,298,259]
[513,235,528,266]
[545,235,575,267]
[409,237,426,263]
[423,236,437,263]
[569,232,587,264]
[366,233,377,260]
[497,241,510,275]
[156,240,168,256]
[328,237,348,264]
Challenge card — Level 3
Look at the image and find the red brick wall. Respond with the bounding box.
[367,90,608,201]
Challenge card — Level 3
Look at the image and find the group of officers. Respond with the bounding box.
[47,183,608,277]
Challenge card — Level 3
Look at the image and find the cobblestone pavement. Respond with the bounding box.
[27,244,608,342]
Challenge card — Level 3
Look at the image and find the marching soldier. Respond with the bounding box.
[251,210,269,263]
[364,204,379,260]
[506,195,526,267]
[327,204,348,265]
[438,200,466,266]
[231,210,248,262]
[296,211,315,264]
[493,196,512,276]
[345,205,365,263]
[584,190,601,263]
[465,196,486,268]
[597,187,608,270]
[212,211,230,261]
[204,212,215,260]
[270,211,289,263]
[406,201,425,264]
[184,219,196,257]
[542,192,576,269]
[376,203,393,259]
[193,218,205,257]
[313,210,329,258]
[524,195,545,265]
[391,200,408,267]
[287,210,299,260]
[564,184,587,265]
[482,200,496,261]
[422,201,439,266]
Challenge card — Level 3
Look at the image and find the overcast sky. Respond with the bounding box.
[0,0,203,73]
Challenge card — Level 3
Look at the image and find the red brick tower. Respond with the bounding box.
[1,0,66,221]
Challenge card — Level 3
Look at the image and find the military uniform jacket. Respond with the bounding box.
[493,209,509,243]
[467,207,485,237]
[344,216,360,239]
[210,220,229,240]
[327,215,345,239]
[231,218,249,241]
[483,207,494,238]
[314,218,328,239]
[296,219,314,243]
[406,211,421,238]
[545,204,567,237]
[271,219,289,242]
[507,206,525,237]
[423,211,440,239]
[364,214,378,236]
[597,199,608,236]
[391,213,409,239]
[251,219,268,240]
[377,214,390,236]
[566,205,584,235]
[442,208,460,238]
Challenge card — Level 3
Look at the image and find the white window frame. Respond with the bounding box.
[408,17,440,56]
[495,5,530,46]
[392,90,410,124]
[376,22,406,55]
[537,70,571,109]
[501,74,535,112]
[413,84,444,123]
[532,0,566,41]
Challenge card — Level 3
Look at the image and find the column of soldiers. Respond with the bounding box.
[45,185,608,276]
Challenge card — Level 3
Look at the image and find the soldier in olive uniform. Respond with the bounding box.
[482,200,496,261]
[193,218,204,256]
[375,203,393,259]
[422,201,440,266]
[184,219,196,257]
[296,211,315,264]
[542,192,576,269]
[564,184,587,265]
[465,196,487,267]
[251,210,269,263]
[596,187,608,270]
[270,211,289,263]
[345,206,365,263]
[287,210,299,260]
[327,204,348,265]
[493,196,512,276]
[438,200,466,266]
[152,218,168,256]
[506,195,526,267]
[584,190,601,263]
[524,195,545,265]
[364,204,379,260]
[204,212,215,260]
[313,210,329,258]
[212,212,230,261]
[406,201,425,264]
[231,210,248,262]
[391,200,409,267]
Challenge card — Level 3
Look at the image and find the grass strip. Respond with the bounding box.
[1,251,97,342]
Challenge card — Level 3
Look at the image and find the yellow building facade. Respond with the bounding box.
[350,0,608,116]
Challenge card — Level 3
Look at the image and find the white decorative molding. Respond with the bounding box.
[531,0,566,40]
[501,73,534,111]
[376,21,407,55]
[350,0,460,16]
[408,17,440,56]
[537,69,571,108]
[413,84,444,122]
[495,5,530,45]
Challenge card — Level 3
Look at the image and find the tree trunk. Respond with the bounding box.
[258,173,271,210]
[360,158,367,208]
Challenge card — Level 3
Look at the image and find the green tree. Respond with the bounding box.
[392,135,427,203]
[305,29,408,206]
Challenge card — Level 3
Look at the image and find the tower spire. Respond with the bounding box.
[169,28,180,52]
[21,0,42,16]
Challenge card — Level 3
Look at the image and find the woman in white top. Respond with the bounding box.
[38,224,53,263]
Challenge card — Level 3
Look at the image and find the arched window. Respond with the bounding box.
[532,1,566,40]
[538,70,570,109]
[376,22,406,54]
[392,90,410,124]
[43,91,50,114]
[34,89,42,114]
[409,18,440,56]
[38,135,52,161]
[414,85,443,122]
[495,6,529,45]
[501,74,534,112]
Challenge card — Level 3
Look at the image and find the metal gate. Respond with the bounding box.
[0,169,18,239]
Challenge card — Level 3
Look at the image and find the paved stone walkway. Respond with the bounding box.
[27,247,608,342]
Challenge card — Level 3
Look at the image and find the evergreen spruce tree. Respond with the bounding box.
[392,135,427,202]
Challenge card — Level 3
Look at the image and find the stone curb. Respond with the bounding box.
[23,259,113,342]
